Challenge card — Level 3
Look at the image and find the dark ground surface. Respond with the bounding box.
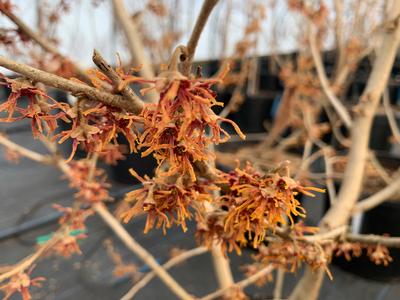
[1,121,400,300]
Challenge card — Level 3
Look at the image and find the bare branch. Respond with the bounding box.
[301,225,348,243]
[121,247,207,300]
[200,265,274,300]
[0,134,51,163]
[183,0,219,75]
[290,3,400,299]
[93,203,193,300]
[0,232,62,283]
[202,199,235,296]
[368,150,391,184]
[92,49,143,105]
[309,28,352,128]
[0,55,144,114]
[273,269,285,300]
[346,233,400,248]
[352,174,400,214]
[112,0,157,102]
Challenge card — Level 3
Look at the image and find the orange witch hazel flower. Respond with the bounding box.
[0,74,69,138]
[65,160,111,203]
[55,102,139,162]
[122,169,215,234]
[217,162,324,249]
[53,204,93,230]
[0,268,45,300]
[136,71,245,181]
[52,232,87,258]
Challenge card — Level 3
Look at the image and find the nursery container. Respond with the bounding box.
[228,94,275,134]
[369,112,400,155]
[110,135,157,184]
[258,73,282,92]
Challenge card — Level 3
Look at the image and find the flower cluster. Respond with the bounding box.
[136,73,245,181]
[249,223,332,277]
[66,160,111,203]
[333,242,393,266]
[254,241,331,277]
[196,212,243,254]
[52,232,87,258]
[56,101,138,162]
[215,163,324,250]
[122,170,215,234]
[53,204,93,230]
[35,205,91,258]
[0,74,69,138]
[0,269,45,300]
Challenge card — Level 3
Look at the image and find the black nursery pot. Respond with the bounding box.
[258,73,282,92]
[330,112,400,155]
[228,94,274,134]
[110,135,157,184]
[369,113,400,154]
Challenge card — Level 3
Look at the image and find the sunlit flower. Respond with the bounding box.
[217,163,324,249]
[136,73,245,181]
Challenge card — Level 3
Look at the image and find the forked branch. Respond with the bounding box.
[0,55,144,113]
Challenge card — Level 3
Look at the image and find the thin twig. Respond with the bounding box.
[0,134,51,163]
[112,0,157,102]
[0,55,144,113]
[4,136,193,300]
[200,265,274,300]
[301,225,347,243]
[219,59,250,118]
[273,269,285,300]
[121,247,208,300]
[203,199,235,297]
[0,231,62,283]
[93,203,193,300]
[352,174,400,214]
[346,233,400,248]
[92,50,144,105]
[294,139,313,180]
[309,27,352,128]
[183,0,220,75]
